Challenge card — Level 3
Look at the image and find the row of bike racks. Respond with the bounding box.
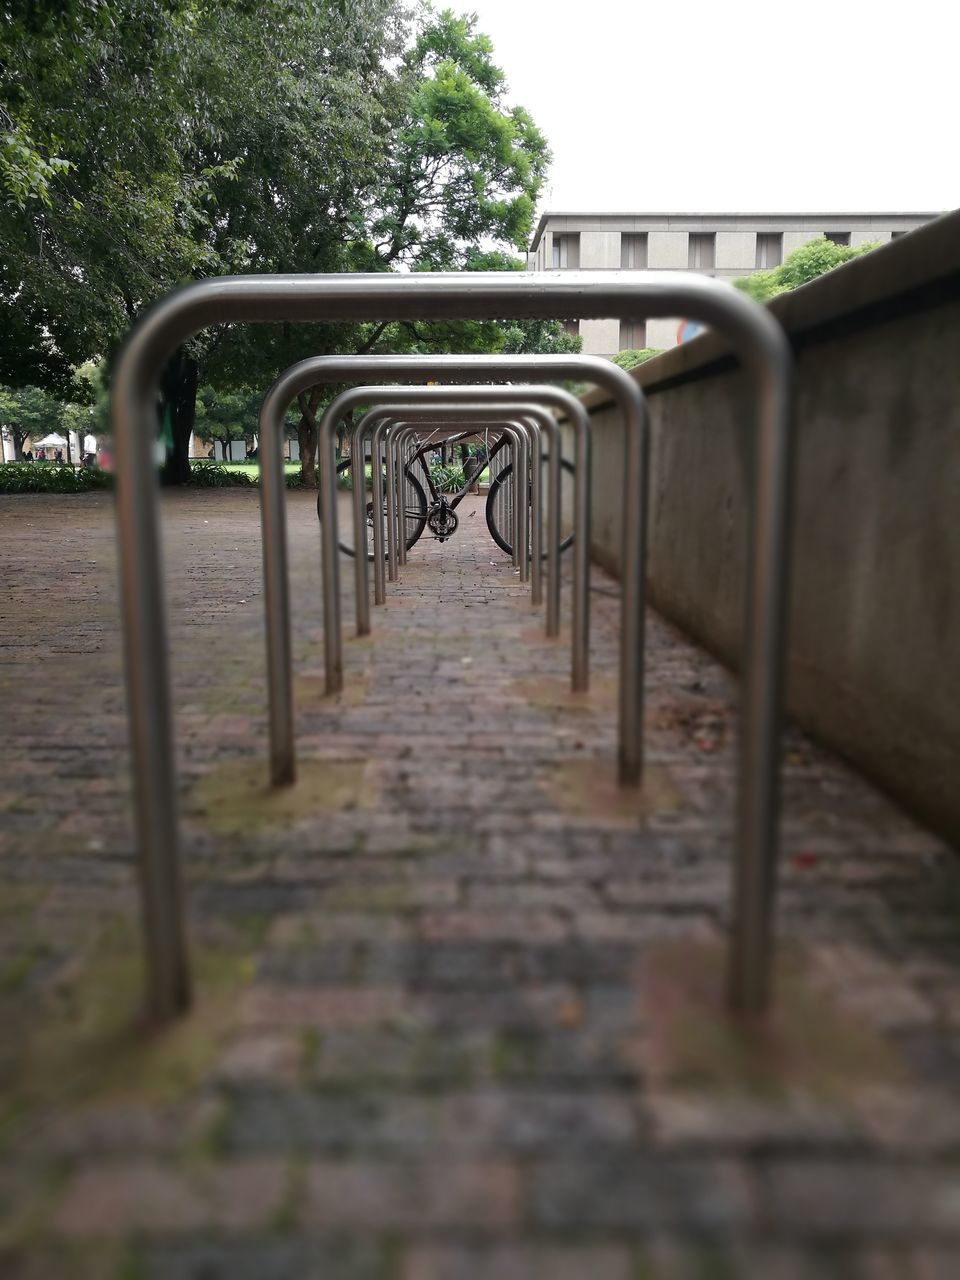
[341,394,579,664]
[376,412,535,583]
[111,270,792,1023]
[309,382,593,699]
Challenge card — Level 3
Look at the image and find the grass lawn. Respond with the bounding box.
[218,460,301,477]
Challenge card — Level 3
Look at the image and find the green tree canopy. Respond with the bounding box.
[0,384,67,457]
[735,237,881,301]
[1,2,556,486]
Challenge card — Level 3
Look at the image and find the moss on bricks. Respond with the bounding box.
[188,757,377,833]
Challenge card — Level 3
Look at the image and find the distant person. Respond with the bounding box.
[55,449,63,464]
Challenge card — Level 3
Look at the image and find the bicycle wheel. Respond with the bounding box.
[317,455,428,560]
[486,456,576,558]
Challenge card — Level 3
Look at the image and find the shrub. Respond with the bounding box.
[429,463,465,492]
[0,463,112,494]
[187,461,255,488]
[611,348,661,372]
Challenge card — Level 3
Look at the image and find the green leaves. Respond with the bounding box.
[734,237,883,300]
[371,7,549,266]
[0,121,72,209]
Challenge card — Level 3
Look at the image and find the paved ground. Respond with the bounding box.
[1,487,959,1279]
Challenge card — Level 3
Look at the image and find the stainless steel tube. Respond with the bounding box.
[350,417,375,636]
[383,433,398,583]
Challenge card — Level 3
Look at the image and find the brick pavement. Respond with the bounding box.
[1,487,959,1278]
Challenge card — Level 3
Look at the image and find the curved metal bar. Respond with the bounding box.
[113,273,791,1022]
[390,426,417,571]
[384,431,398,583]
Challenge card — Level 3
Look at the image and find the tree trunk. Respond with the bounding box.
[159,347,200,486]
[297,388,324,488]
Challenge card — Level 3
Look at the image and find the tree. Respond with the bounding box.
[257,10,555,486]
[735,237,881,301]
[194,388,251,462]
[1,3,555,491]
[1,0,406,479]
[0,384,63,458]
[364,11,548,272]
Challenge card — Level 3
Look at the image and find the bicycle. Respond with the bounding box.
[318,427,576,561]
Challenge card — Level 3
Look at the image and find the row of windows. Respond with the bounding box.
[549,228,890,271]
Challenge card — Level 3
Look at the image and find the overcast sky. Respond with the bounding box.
[451,0,957,231]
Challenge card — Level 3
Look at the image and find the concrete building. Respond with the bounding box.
[527,211,939,353]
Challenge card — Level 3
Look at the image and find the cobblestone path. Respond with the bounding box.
[1,489,959,1278]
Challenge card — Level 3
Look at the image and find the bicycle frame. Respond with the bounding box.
[404,427,507,510]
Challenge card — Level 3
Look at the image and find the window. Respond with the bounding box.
[824,231,851,246]
[620,319,647,350]
[621,233,648,269]
[891,230,906,239]
[688,233,716,271]
[551,233,580,269]
[756,232,783,269]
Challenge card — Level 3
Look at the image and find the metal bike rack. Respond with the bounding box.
[363,417,537,596]
[377,414,544,605]
[256,353,625,767]
[350,409,547,609]
[345,410,535,633]
[112,271,792,1022]
[308,384,590,703]
[389,414,548,608]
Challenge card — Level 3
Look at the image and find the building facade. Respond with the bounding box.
[527,211,939,353]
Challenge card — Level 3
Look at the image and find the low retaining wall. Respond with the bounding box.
[578,211,960,841]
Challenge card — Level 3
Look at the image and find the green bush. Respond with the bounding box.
[429,463,465,492]
[611,348,661,371]
[0,459,308,494]
[0,463,112,494]
[187,461,255,488]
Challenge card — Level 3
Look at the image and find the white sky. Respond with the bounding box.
[451,0,958,234]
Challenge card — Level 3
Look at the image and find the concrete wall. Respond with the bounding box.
[580,318,620,355]
[648,231,688,268]
[715,231,756,270]
[579,231,620,269]
[573,210,960,840]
